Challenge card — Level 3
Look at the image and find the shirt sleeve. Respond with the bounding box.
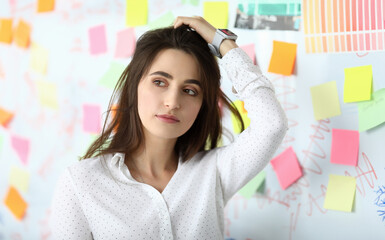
[216,47,288,204]
[50,168,93,240]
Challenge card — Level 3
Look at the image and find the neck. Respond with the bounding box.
[129,134,178,179]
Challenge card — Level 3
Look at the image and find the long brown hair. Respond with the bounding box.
[81,25,244,162]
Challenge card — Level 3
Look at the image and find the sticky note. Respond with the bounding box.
[115,28,136,58]
[310,81,341,120]
[358,88,385,132]
[182,0,200,6]
[30,42,49,74]
[9,167,30,193]
[0,107,14,127]
[271,147,302,190]
[203,2,228,29]
[231,100,250,134]
[14,19,31,48]
[240,43,256,64]
[99,62,126,89]
[323,174,356,212]
[149,11,174,29]
[4,186,28,220]
[344,65,372,103]
[238,171,266,198]
[126,0,148,26]
[36,80,58,109]
[83,104,101,134]
[11,135,29,165]
[268,40,297,76]
[0,18,13,44]
[37,0,55,12]
[89,25,107,55]
[330,129,359,166]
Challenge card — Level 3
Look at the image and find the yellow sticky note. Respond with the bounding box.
[30,42,49,74]
[268,40,297,76]
[4,186,28,220]
[36,80,58,109]
[323,174,356,212]
[203,1,228,29]
[0,18,13,44]
[126,0,148,26]
[344,65,372,103]
[0,107,14,127]
[310,81,341,120]
[37,0,55,13]
[231,100,250,134]
[14,19,31,48]
[9,167,30,193]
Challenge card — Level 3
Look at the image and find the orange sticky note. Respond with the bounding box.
[4,186,28,220]
[14,19,31,48]
[0,107,14,127]
[268,40,297,76]
[0,18,13,44]
[37,0,55,12]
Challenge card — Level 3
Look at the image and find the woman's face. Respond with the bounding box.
[137,49,203,140]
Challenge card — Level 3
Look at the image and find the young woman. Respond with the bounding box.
[50,16,288,239]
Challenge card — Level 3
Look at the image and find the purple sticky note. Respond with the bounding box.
[115,28,136,58]
[271,147,303,190]
[89,25,107,55]
[11,135,29,165]
[330,129,359,166]
[82,104,101,134]
[240,43,256,64]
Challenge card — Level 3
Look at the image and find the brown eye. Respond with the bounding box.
[184,89,197,96]
[153,80,166,87]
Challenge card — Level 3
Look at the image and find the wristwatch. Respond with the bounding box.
[208,29,238,58]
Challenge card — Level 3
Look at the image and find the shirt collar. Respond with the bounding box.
[110,152,125,169]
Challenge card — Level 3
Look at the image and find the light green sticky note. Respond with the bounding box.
[182,0,200,6]
[310,81,341,120]
[344,65,372,103]
[36,80,58,109]
[238,171,266,199]
[203,1,228,29]
[149,11,174,29]
[231,100,250,134]
[99,62,126,89]
[358,88,385,132]
[30,42,49,75]
[323,174,356,212]
[126,0,148,26]
[9,166,30,193]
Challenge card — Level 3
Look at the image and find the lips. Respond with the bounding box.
[156,114,180,123]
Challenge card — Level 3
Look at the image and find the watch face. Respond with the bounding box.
[219,29,236,36]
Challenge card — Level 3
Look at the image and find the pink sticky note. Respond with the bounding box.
[82,104,101,134]
[11,135,29,165]
[240,43,256,64]
[115,28,136,58]
[89,25,107,55]
[330,129,359,166]
[271,147,303,190]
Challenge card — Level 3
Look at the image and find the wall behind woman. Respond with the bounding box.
[0,0,384,239]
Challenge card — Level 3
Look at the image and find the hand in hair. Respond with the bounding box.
[173,16,238,57]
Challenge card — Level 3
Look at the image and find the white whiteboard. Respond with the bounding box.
[0,1,384,239]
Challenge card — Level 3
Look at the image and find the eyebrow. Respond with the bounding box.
[150,71,201,87]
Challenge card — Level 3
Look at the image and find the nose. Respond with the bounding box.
[164,89,180,110]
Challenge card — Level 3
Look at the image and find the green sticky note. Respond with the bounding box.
[231,100,250,134]
[238,171,266,198]
[9,166,30,194]
[358,88,385,132]
[203,1,228,29]
[182,0,200,6]
[149,11,174,29]
[99,62,126,89]
[344,65,372,103]
[310,81,341,120]
[323,174,356,212]
[126,0,148,26]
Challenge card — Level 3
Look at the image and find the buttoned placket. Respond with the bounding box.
[110,153,174,240]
